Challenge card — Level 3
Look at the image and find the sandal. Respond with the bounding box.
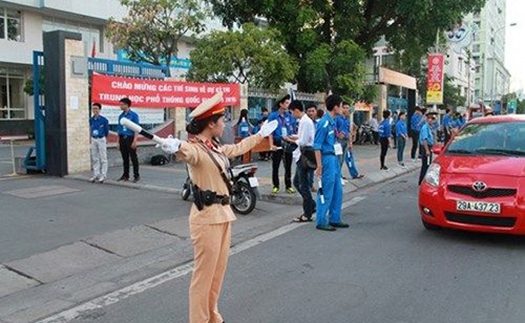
[292,215,313,223]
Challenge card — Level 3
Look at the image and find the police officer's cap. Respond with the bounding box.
[189,92,225,121]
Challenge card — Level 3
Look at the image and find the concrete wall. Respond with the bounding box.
[64,39,90,174]
[0,11,43,65]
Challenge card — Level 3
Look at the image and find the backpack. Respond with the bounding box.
[150,154,169,166]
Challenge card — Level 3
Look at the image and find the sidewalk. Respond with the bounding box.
[69,143,421,204]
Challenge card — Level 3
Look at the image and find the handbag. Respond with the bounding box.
[300,146,317,170]
[282,141,298,153]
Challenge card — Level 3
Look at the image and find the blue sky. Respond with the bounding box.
[505,0,525,91]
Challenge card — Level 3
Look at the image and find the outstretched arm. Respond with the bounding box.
[221,134,263,158]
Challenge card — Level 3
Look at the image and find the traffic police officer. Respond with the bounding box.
[160,92,278,323]
[313,94,349,231]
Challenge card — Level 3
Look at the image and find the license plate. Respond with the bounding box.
[456,200,501,214]
[248,177,259,188]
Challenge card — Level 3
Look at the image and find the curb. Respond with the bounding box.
[67,164,420,206]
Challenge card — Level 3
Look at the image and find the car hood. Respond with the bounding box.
[437,155,525,177]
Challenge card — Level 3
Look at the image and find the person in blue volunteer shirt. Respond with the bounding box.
[89,103,109,183]
[256,107,270,160]
[410,107,424,162]
[395,111,408,167]
[418,112,436,185]
[117,97,140,183]
[336,102,364,180]
[235,109,252,139]
[268,92,297,194]
[313,94,349,232]
[442,108,453,144]
[378,110,392,171]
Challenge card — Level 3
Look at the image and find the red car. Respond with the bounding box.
[419,115,525,234]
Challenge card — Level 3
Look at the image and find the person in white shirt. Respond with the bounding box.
[369,113,379,145]
[289,100,316,222]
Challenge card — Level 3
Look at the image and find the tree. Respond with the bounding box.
[205,0,485,91]
[106,0,207,74]
[186,23,298,91]
[442,75,465,108]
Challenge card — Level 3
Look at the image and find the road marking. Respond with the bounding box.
[36,195,368,323]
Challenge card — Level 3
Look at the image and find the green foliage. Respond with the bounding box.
[23,68,44,96]
[205,0,485,93]
[443,75,465,108]
[517,100,525,114]
[106,0,207,71]
[186,23,298,91]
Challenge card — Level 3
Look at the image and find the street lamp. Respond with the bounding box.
[489,23,517,110]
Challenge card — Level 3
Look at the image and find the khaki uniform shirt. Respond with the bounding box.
[176,134,263,224]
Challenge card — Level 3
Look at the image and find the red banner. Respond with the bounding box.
[426,54,444,104]
[91,73,240,108]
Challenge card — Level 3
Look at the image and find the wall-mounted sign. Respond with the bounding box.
[117,50,192,70]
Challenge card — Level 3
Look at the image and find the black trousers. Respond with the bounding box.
[411,130,420,159]
[419,149,433,185]
[272,148,292,189]
[119,135,139,178]
[372,131,379,144]
[379,137,389,168]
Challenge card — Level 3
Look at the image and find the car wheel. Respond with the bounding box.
[422,219,441,231]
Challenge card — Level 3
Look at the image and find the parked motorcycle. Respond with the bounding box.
[181,163,259,215]
[357,124,374,145]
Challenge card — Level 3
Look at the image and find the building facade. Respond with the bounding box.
[470,0,511,109]
[0,0,195,135]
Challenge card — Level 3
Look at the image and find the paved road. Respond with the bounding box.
[63,172,525,323]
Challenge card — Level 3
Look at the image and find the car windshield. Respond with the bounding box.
[446,122,525,157]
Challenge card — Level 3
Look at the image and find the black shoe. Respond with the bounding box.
[329,222,349,228]
[133,176,140,183]
[316,225,336,232]
[117,176,129,182]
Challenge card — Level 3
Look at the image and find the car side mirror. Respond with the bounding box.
[433,145,444,155]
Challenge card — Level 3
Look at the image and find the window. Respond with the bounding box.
[0,7,22,41]
[0,68,26,120]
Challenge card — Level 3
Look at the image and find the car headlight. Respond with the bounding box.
[424,164,441,187]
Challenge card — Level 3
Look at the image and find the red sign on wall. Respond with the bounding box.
[91,73,240,108]
[426,54,444,104]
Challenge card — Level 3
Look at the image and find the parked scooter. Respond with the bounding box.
[181,163,259,215]
[357,124,374,145]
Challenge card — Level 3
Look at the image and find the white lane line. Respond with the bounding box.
[36,195,367,323]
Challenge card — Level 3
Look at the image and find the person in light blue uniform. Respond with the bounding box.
[117,97,140,182]
[395,111,408,167]
[336,102,363,179]
[410,107,423,161]
[418,112,436,185]
[268,93,297,194]
[442,108,453,143]
[89,103,109,183]
[314,94,349,232]
[378,110,392,170]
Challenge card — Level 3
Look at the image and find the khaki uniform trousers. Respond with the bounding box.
[189,221,231,323]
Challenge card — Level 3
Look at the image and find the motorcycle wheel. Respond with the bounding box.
[231,181,256,215]
[181,179,191,201]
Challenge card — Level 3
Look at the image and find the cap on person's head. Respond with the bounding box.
[426,110,438,117]
[275,90,291,105]
[189,92,224,121]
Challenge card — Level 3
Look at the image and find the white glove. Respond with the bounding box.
[156,135,181,154]
[258,120,279,138]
